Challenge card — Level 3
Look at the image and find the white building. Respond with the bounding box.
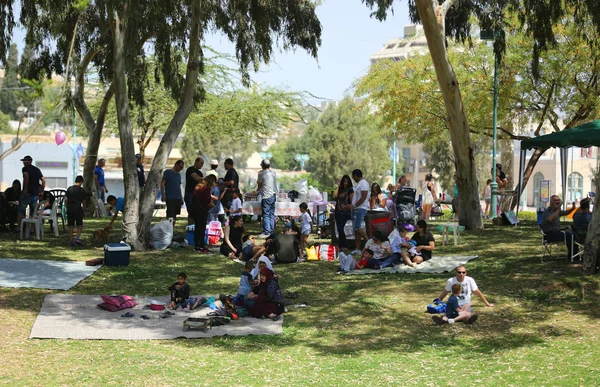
[0,140,76,190]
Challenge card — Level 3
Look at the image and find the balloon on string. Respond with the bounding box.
[55,131,66,145]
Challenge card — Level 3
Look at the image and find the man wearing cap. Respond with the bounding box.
[136,154,145,188]
[206,159,219,178]
[185,157,204,224]
[94,158,108,202]
[18,155,46,226]
[257,159,277,237]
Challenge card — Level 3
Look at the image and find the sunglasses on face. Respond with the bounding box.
[457,271,466,274]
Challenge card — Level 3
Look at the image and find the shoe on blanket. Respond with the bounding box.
[272,314,282,322]
[350,249,361,255]
[121,312,135,318]
[432,316,448,325]
[465,314,478,325]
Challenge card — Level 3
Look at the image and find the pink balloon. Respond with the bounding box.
[55,131,66,145]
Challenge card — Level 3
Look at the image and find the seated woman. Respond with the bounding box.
[219,215,244,259]
[370,183,387,211]
[251,256,276,279]
[2,180,21,231]
[361,230,392,269]
[400,219,435,265]
[247,268,284,321]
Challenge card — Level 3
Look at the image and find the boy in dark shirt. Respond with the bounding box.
[168,272,192,310]
[432,283,478,325]
[65,176,87,246]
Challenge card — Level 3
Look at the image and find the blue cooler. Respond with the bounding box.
[104,243,131,266]
[185,225,195,246]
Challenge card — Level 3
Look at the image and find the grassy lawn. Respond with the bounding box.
[1,213,599,386]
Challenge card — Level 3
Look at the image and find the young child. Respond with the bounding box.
[299,202,312,258]
[233,260,255,306]
[389,227,420,267]
[242,234,267,262]
[432,283,478,325]
[168,272,192,310]
[338,249,375,272]
[65,175,87,247]
[226,188,242,216]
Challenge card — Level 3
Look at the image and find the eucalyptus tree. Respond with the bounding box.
[362,0,600,230]
[1,0,322,249]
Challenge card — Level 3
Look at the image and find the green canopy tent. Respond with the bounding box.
[517,120,600,215]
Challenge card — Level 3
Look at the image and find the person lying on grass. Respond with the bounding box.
[247,267,284,321]
[432,283,478,325]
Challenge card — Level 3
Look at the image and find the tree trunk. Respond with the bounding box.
[110,4,143,250]
[415,0,482,229]
[510,148,546,211]
[137,0,203,245]
[582,170,600,275]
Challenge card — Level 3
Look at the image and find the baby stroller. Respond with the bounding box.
[394,187,417,228]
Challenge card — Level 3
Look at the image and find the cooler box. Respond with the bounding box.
[104,243,131,266]
[185,225,195,245]
[365,210,392,239]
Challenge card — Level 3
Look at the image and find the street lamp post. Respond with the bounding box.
[481,30,501,219]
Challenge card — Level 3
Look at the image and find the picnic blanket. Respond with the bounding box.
[30,294,283,340]
[340,255,478,275]
[0,259,101,290]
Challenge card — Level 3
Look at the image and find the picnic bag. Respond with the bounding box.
[426,302,446,314]
[316,244,338,261]
[98,295,137,312]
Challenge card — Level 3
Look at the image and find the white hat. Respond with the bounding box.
[210,159,218,166]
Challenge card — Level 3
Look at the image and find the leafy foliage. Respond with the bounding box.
[0,43,21,118]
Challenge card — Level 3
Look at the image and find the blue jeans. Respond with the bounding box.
[377,253,401,268]
[18,194,39,216]
[352,208,367,231]
[96,187,106,203]
[261,195,276,235]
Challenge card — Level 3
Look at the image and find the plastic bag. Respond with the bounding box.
[150,218,174,250]
[306,246,319,261]
[296,179,308,195]
[308,186,323,202]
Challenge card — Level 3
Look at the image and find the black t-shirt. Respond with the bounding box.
[4,187,20,202]
[66,185,87,213]
[22,165,43,195]
[411,231,435,261]
[185,166,203,195]
[224,168,239,190]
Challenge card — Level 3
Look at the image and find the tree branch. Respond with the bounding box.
[534,81,555,136]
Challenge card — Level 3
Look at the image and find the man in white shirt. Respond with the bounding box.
[257,159,277,238]
[351,169,370,254]
[436,265,494,310]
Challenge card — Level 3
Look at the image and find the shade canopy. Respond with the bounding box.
[521,120,600,150]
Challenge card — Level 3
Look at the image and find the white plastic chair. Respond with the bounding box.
[41,200,60,236]
[20,202,46,240]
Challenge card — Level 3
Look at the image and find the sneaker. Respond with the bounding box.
[432,316,448,325]
[465,314,478,325]
[258,233,271,238]
[74,238,83,246]
[350,249,361,255]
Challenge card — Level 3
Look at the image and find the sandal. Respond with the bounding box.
[121,312,135,318]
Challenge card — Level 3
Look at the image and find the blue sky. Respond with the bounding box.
[205,0,411,102]
[12,1,410,103]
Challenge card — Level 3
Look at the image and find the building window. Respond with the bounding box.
[580,147,593,158]
[402,147,411,159]
[567,172,584,202]
[532,172,544,208]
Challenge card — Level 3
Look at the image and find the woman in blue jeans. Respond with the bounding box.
[333,175,354,248]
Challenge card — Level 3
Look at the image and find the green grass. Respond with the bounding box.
[1,214,600,386]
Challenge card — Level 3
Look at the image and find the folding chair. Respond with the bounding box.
[570,225,588,262]
[48,189,67,232]
[540,226,570,263]
[41,200,60,236]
